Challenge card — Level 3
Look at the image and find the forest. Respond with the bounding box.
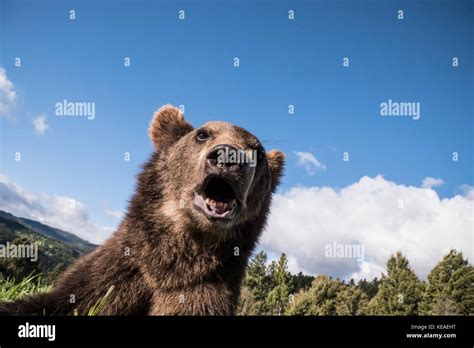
[237,250,473,316]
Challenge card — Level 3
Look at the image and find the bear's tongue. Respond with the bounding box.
[205,197,234,215]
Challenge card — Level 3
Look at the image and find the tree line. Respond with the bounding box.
[237,249,473,315]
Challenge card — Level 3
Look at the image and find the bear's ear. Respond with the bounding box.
[266,150,285,192]
[148,105,194,150]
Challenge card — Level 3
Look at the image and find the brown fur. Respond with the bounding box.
[0,105,284,315]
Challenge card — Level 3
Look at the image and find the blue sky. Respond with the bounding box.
[0,0,473,278]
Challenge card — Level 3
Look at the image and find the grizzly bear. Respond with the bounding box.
[0,105,284,315]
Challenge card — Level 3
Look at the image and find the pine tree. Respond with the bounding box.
[335,285,369,315]
[420,250,474,315]
[432,297,460,315]
[236,286,256,315]
[286,275,344,315]
[239,251,272,315]
[243,251,271,298]
[266,253,292,315]
[357,277,380,300]
[291,272,314,293]
[368,252,424,315]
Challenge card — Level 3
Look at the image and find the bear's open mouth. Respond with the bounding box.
[194,177,238,219]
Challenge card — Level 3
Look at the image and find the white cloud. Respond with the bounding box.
[262,175,474,281]
[33,114,49,135]
[422,177,445,189]
[460,185,474,199]
[0,67,17,117]
[348,261,386,282]
[0,175,114,244]
[104,209,124,220]
[294,151,326,175]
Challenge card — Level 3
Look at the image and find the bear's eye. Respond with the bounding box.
[196,130,209,142]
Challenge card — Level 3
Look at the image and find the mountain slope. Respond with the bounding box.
[0,210,96,254]
[0,216,86,281]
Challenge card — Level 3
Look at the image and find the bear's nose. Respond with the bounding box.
[206,144,248,173]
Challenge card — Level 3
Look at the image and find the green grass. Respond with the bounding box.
[0,273,52,302]
[0,273,115,315]
[87,285,115,316]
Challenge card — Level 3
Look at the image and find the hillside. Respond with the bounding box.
[0,210,96,254]
[0,211,96,282]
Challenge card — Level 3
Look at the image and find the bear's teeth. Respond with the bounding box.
[205,197,216,206]
[205,198,236,212]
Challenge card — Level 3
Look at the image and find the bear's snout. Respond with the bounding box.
[203,143,256,206]
[206,144,250,174]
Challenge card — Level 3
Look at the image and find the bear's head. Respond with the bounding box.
[145,104,284,239]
